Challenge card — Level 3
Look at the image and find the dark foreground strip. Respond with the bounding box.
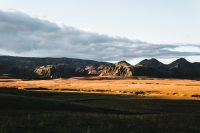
[0,93,159,115]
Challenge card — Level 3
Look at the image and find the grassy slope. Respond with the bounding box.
[0,88,200,133]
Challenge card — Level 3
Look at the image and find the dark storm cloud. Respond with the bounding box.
[0,10,200,61]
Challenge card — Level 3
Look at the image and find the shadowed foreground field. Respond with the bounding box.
[0,86,200,133]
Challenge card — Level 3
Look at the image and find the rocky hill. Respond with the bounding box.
[99,61,133,77]
[0,56,200,79]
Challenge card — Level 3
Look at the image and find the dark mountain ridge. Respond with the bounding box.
[135,58,200,79]
[0,56,200,79]
[0,56,110,79]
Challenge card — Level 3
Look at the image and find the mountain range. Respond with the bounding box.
[0,56,200,79]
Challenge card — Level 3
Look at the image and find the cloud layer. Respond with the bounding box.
[0,10,200,62]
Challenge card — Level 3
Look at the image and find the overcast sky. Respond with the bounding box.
[0,0,200,64]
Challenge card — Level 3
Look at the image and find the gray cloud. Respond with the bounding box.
[0,10,200,61]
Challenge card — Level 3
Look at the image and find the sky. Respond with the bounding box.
[0,0,200,64]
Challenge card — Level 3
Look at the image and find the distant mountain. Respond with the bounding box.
[135,58,200,79]
[136,58,165,68]
[0,56,200,79]
[166,58,200,78]
[167,58,190,69]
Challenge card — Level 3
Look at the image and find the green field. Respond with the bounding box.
[0,88,200,133]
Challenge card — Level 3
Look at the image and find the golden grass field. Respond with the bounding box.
[0,77,199,100]
[0,76,200,133]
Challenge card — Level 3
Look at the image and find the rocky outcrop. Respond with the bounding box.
[85,65,106,75]
[34,64,109,79]
[99,61,133,77]
[34,65,62,79]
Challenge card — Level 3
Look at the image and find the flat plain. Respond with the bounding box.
[1,77,200,99]
[0,77,200,133]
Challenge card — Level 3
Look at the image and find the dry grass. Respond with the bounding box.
[0,76,199,99]
[0,77,200,133]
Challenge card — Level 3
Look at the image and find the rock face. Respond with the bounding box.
[85,65,106,75]
[100,61,133,77]
[34,64,108,79]
[34,65,63,79]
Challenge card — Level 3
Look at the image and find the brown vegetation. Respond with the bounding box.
[0,76,199,99]
[0,77,200,132]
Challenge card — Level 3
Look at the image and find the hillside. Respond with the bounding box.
[0,56,110,79]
